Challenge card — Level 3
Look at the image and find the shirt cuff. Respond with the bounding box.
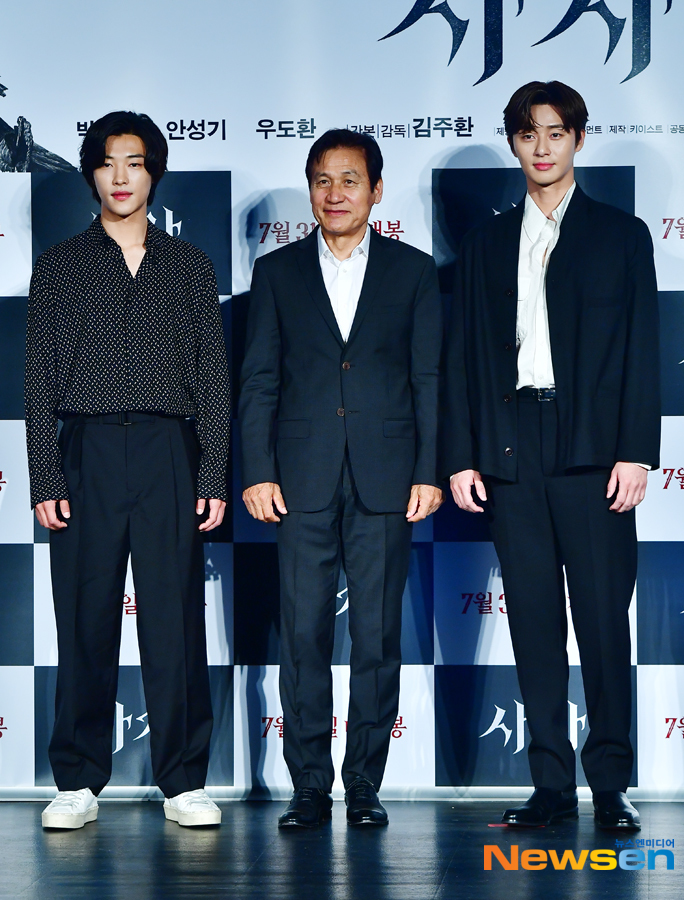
[196,459,228,502]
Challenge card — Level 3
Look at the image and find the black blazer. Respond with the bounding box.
[240,227,442,512]
[443,185,660,481]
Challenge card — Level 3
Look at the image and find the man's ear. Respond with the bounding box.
[574,130,586,153]
[507,136,518,159]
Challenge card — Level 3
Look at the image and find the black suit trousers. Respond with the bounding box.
[485,395,636,793]
[276,455,413,793]
[48,414,213,798]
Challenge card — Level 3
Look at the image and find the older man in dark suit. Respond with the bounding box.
[444,82,660,830]
[240,129,443,828]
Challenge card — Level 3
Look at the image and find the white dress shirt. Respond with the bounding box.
[515,186,649,470]
[516,183,576,389]
[318,225,371,342]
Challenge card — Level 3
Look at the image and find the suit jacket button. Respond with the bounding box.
[342,361,351,370]
[503,394,512,403]
[337,408,345,416]
[504,447,514,457]
[504,288,515,297]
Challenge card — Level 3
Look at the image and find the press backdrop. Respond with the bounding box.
[1,0,683,799]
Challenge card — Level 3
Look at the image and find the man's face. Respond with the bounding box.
[510,104,584,191]
[309,146,382,242]
[93,134,153,218]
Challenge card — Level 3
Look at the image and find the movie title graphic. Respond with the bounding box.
[381,1,676,85]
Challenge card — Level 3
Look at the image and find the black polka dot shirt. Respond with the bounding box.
[25,217,231,507]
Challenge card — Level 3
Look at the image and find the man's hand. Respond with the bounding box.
[607,462,648,513]
[35,499,70,531]
[450,470,487,513]
[406,484,443,522]
[242,482,288,523]
[197,498,227,531]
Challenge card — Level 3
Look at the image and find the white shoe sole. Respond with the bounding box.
[164,803,221,827]
[42,806,98,829]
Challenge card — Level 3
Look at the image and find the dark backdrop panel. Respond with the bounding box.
[35,665,234,787]
[435,665,637,787]
[0,544,33,666]
[659,292,684,416]
[0,298,27,420]
[31,171,232,295]
[433,502,492,542]
[637,542,684,664]
[432,166,635,293]
[232,542,435,666]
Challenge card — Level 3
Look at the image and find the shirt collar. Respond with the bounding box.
[86,215,164,254]
[86,215,111,247]
[523,182,576,242]
[318,224,371,264]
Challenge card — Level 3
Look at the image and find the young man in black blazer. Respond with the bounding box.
[444,82,659,829]
[241,129,443,827]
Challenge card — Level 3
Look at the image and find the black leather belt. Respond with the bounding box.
[63,411,189,426]
[517,387,556,401]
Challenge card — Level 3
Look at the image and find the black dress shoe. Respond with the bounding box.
[277,787,332,828]
[593,791,641,830]
[344,777,388,826]
[502,788,579,826]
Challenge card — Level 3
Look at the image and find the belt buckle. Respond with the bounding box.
[538,388,553,402]
[118,410,132,426]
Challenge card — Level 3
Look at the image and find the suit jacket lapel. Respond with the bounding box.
[346,227,391,346]
[547,184,589,285]
[495,200,525,324]
[502,197,525,249]
[295,227,344,347]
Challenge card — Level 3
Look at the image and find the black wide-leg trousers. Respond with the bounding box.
[277,455,413,793]
[486,395,637,793]
[48,414,213,798]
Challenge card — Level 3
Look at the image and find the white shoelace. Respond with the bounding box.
[51,790,91,810]
[173,790,214,809]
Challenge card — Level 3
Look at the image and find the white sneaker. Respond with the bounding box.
[42,788,98,829]
[163,789,221,827]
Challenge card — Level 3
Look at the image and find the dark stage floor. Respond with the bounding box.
[1,800,682,899]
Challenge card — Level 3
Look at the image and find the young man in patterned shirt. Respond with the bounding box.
[25,112,231,829]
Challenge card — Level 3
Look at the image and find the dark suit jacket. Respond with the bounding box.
[240,227,442,512]
[443,185,660,481]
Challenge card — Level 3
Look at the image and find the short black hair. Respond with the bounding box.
[305,128,383,190]
[504,81,588,147]
[80,111,168,205]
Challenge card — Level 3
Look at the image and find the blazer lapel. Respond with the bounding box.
[494,200,525,326]
[295,227,344,347]
[346,228,391,346]
[547,184,589,284]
